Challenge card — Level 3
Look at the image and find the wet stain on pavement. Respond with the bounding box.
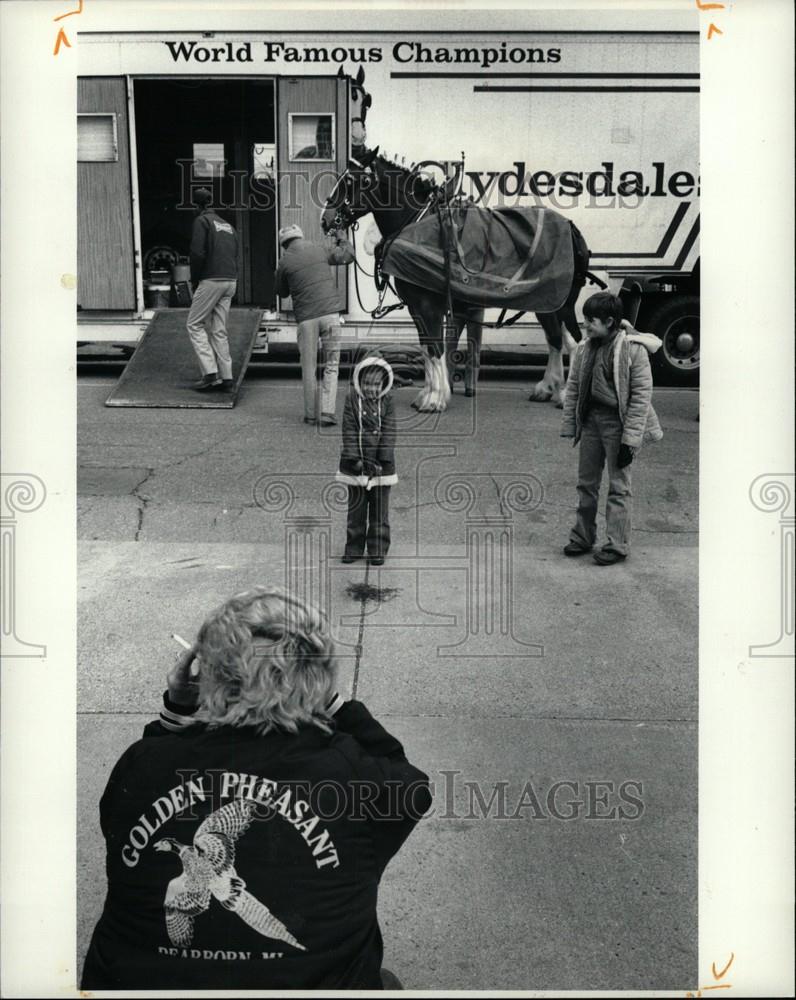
[346,582,401,603]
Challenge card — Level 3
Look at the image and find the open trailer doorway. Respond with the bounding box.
[133,77,278,308]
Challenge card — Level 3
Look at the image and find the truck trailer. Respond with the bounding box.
[77,18,699,384]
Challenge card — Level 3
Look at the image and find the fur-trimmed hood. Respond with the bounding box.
[351,355,394,399]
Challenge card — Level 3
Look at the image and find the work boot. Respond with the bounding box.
[563,542,592,557]
[194,373,222,391]
[593,549,627,566]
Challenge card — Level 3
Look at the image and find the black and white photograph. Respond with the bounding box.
[0,1,793,996]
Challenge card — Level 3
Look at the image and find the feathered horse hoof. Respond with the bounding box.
[528,384,554,402]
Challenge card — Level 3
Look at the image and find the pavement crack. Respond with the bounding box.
[489,473,505,516]
[350,569,370,700]
[155,420,265,474]
[393,500,443,512]
[131,467,155,542]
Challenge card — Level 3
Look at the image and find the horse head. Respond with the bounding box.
[321,147,437,237]
[338,65,372,150]
[321,145,381,234]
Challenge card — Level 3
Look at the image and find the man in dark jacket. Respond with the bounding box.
[275,224,354,424]
[186,188,239,391]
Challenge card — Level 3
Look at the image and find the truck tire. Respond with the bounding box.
[646,295,700,386]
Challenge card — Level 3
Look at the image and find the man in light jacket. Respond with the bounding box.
[275,225,354,425]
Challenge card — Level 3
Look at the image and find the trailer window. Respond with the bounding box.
[288,113,334,161]
[253,142,276,180]
[77,113,118,162]
[192,143,225,178]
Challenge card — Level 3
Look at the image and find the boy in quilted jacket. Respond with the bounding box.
[561,292,663,565]
[335,356,397,566]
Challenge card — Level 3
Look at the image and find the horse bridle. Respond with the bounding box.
[321,156,371,233]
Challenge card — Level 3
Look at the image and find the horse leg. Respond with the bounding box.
[528,312,565,403]
[444,315,466,393]
[405,294,451,412]
[464,309,484,397]
[556,298,583,407]
[414,348,450,411]
[411,351,435,411]
[560,299,583,347]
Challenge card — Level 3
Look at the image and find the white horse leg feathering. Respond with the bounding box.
[528,349,558,402]
[529,319,576,405]
[413,351,451,412]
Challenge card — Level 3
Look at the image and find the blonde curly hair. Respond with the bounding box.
[194,586,338,735]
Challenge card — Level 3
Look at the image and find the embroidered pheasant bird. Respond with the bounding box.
[153,798,306,951]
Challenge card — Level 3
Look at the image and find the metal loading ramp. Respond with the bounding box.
[104,308,262,408]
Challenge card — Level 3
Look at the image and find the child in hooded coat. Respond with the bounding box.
[561,292,664,565]
[336,356,398,565]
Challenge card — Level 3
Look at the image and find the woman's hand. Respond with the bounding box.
[167,646,200,707]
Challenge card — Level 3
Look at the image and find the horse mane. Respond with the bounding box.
[374,154,435,201]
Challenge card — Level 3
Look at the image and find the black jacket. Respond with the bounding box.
[81,699,431,990]
[190,209,239,284]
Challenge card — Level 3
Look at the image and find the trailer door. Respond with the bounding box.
[77,77,135,310]
[276,75,348,310]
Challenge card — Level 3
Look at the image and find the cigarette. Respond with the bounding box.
[172,633,200,677]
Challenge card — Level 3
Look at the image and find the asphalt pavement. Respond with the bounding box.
[77,371,699,991]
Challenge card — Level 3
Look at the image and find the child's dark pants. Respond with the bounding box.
[570,403,633,556]
[345,485,391,558]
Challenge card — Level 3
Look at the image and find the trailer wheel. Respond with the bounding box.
[647,295,700,386]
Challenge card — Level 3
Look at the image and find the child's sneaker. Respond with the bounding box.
[368,556,385,566]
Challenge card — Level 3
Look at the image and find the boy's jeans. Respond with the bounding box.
[570,404,632,556]
[345,485,391,558]
[297,314,341,419]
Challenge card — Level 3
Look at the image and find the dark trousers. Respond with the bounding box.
[345,485,391,558]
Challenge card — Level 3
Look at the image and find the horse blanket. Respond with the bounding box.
[381,203,578,313]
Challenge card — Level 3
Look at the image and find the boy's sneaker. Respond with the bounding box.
[563,542,592,557]
[193,373,222,391]
[341,553,361,564]
[320,413,337,426]
[368,556,385,566]
[594,549,626,565]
